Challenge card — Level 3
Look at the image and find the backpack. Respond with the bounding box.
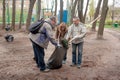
[29,19,45,34]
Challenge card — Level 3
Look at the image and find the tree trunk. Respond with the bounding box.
[19,0,24,29]
[26,0,36,31]
[70,0,78,24]
[66,0,70,23]
[6,1,10,25]
[2,0,6,29]
[51,0,54,15]
[111,0,115,24]
[54,0,57,16]
[97,0,108,39]
[91,0,102,31]
[36,0,41,21]
[83,0,89,23]
[89,0,95,21]
[60,0,63,23]
[78,0,84,23]
[11,0,16,31]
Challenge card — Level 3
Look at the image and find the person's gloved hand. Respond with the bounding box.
[57,43,62,48]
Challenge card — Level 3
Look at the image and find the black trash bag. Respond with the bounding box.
[47,47,67,69]
[5,25,11,31]
[4,35,14,42]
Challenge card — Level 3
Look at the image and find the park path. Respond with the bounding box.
[0,29,120,80]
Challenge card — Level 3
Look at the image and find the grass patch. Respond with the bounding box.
[104,24,112,28]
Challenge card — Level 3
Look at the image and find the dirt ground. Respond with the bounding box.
[0,28,120,80]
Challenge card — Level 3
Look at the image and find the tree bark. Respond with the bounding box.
[83,0,89,23]
[91,0,102,31]
[51,0,54,15]
[97,0,108,39]
[36,0,41,21]
[89,0,95,21]
[78,0,84,23]
[19,0,24,29]
[60,0,63,23]
[11,0,16,31]
[2,0,6,29]
[54,0,57,16]
[70,0,78,24]
[26,0,36,31]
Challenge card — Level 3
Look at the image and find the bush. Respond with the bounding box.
[105,20,112,25]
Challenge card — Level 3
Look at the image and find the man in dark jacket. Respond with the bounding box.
[29,16,58,72]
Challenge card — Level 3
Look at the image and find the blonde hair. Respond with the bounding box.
[55,22,67,39]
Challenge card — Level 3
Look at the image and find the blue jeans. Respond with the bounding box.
[31,41,46,70]
[72,42,83,65]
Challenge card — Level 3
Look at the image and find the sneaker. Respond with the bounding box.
[40,68,50,72]
[62,60,66,64]
[77,65,81,69]
[70,63,76,67]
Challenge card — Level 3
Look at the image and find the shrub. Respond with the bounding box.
[105,20,112,25]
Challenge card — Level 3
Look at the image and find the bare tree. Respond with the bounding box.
[97,0,108,39]
[111,0,115,24]
[2,0,6,29]
[54,0,57,16]
[89,0,95,21]
[19,0,24,29]
[36,0,41,21]
[91,0,102,31]
[70,0,78,24]
[78,0,84,23]
[83,0,89,23]
[26,0,36,31]
[51,0,54,15]
[60,0,63,23]
[11,0,16,31]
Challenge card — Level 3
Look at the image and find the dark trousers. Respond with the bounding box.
[31,41,46,70]
[63,50,67,61]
